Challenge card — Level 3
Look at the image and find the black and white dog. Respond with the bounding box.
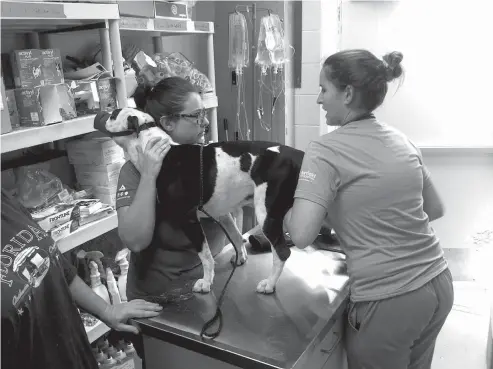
[95,108,305,294]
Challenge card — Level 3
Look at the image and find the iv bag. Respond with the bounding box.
[256,14,286,73]
[255,16,272,72]
[266,14,286,67]
[228,12,249,73]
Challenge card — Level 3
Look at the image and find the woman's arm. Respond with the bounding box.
[69,276,162,334]
[422,165,445,221]
[286,140,340,249]
[118,175,158,252]
[117,137,170,252]
[284,200,327,249]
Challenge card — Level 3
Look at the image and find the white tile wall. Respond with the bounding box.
[295,95,320,126]
[294,125,320,151]
[297,63,321,95]
[302,0,321,31]
[301,31,322,64]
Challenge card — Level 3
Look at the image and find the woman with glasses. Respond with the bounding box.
[113,76,228,303]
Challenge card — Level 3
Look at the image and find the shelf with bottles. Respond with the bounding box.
[57,212,118,254]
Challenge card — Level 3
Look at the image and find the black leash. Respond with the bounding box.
[197,144,239,340]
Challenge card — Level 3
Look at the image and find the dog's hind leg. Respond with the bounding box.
[253,183,289,294]
[217,213,248,266]
[181,217,214,293]
[256,229,287,294]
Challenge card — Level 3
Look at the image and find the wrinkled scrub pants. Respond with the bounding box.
[345,268,454,369]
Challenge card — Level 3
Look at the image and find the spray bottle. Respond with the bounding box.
[115,249,129,302]
[89,261,110,304]
[106,268,121,305]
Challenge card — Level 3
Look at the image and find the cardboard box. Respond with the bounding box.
[50,219,79,242]
[118,1,154,17]
[74,168,121,187]
[36,203,81,232]
[11,49,44,88]
[14,84,77,126]
[1,53,15,89]
[96,77,118,112]
[81,185,117,207]
[69,79,98,115]
[1,76,13,134]
[40,49,64,85]
[1,168,16,191]
[66,137,124,165]
[5,90,20,129]
[154,1,189,19]
[74,160,125,174]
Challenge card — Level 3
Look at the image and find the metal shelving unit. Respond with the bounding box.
[57,212,118,254]
[118,16,219,141]
[0,0,125,344]
[1,0,219,344]
[1,115,97,153]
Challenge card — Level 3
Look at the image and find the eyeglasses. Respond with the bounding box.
[169,109,208,128]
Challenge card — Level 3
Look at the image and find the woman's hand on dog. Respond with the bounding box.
[137,136,170,179]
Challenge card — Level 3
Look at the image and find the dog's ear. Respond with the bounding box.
[110,108,123,121]
[127,115,140,132]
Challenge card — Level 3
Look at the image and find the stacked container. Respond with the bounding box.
[66,135,126,207]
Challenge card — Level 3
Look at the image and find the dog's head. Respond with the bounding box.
[95,107,176,167]
[102,107,154,134]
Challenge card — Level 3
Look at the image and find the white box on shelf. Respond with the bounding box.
[75,168,121,187]
[66,137,124,166]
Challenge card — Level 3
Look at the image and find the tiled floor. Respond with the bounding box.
[432,247,492,369]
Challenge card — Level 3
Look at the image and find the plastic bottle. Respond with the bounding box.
[106,345,118,358]
[113,350,135,369]
[116,340,140,369]
[115,249,129,302]
[106,268,122,305]
[97,338,110,352]
[94,351,107,365]
[89,261,111,304]
[122,341,136,357]
[100,355,117,369]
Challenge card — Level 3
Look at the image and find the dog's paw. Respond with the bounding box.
[256,279,276,294]
[230,252,247,266]
[193,279,211,293]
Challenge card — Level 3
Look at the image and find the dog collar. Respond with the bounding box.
[109,121,158,137]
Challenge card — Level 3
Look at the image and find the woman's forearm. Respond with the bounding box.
[69,275,111,322]
[118,175,158,252]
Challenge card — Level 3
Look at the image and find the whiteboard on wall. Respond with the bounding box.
[340,0,493,148]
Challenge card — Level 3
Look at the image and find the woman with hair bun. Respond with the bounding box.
[284,50,453,369]
[115,76,228,300]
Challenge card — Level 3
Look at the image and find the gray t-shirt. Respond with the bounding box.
[295,117,447,302]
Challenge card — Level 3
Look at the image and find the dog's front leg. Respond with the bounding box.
[194,239,214,293]
[217,213,248,266]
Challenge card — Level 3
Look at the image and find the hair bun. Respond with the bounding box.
[132,85,154,111]
[382,51,403,82]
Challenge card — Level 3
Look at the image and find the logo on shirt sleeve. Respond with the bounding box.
[116,184,131,201]
[299,170,317,182]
